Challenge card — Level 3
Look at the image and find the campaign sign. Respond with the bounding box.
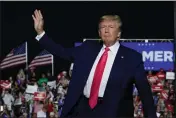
[33,92,46,101]
[75,42,174,71]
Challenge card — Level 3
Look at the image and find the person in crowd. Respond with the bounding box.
[33,101,44,115]
[49,112,55,118]
[38,73,48,87]
[46,87,54,102]
[47,99,54,117]
[17,69,26,85]
[37,105,47,118]
[14,91,23,117]
[1,89,14,117]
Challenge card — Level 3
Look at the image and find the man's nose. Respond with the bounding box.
[105,27,109,33]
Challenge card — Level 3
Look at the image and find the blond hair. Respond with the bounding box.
[99,15,122,30]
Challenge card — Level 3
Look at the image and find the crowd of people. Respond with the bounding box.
[133,69,175,118]
[0,68,70,118]
[0,67,175,118]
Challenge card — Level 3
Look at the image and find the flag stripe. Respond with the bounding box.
[33,55,52,59]
[1,55,26,65]
[29,50,52,68]
[1,60,26,69]
[29,61,52,67]
[2,53,24,62]
[30,58,52,64]
[30,55,52,63]
[0,42,26,69]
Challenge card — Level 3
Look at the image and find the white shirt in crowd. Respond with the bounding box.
[2,93,14,110]
[14,97,22,106]
[37,109,46,118]
[36,31,120,98]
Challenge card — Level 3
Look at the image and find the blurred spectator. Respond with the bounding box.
[37,105,47,118]
[1,89,14,117]
[14,91,23,117]
[38,73,48,87]
[47,71,55,81]
[33,101,44,114]
[47,99,54,116]
[46,87,54,102]
[17,69,26,85]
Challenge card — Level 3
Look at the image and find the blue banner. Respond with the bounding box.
[75,42,174,71]
[121,42,174,71]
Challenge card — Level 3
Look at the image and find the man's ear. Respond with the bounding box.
[117,32,121,38]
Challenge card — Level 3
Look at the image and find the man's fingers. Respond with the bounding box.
[38,10,43,19]
[36,10,41,20]
[33,9,43,21]
[34,10,39,20]
[32,15,36,22]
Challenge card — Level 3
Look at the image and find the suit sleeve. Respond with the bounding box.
[38,33,84,62]
[134,54,157,118]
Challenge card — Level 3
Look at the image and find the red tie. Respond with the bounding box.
[89,47,110,109]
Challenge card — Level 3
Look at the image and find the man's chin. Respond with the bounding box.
[102,39,112,43]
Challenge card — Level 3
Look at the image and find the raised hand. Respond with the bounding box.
[32,9,44,35]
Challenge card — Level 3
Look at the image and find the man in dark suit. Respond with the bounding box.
[32,9,157,118]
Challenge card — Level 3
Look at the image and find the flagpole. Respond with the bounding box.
[26,42,28,68]
[52,55,54,76]
[25,42,28,80]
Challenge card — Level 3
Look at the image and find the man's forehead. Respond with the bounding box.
[100,20,117,23]
[99,20,119,26]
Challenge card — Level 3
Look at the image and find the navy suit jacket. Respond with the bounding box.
[38,34,157,118]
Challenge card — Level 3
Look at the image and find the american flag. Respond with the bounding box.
[29,50,53,68]
[0,42,27,69]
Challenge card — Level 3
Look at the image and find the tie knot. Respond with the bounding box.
[105,47,110,52]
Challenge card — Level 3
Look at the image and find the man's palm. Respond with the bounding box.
[32,9,44,35]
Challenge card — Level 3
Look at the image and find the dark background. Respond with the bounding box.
[1,1,174,79]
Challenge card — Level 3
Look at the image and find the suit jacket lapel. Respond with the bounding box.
[81,41,103,87]
[61,41,103,117]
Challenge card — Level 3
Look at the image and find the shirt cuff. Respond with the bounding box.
[35,31,45,41]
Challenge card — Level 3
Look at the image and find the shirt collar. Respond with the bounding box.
[102,40,120,55]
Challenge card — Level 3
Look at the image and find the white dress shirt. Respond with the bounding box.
[83,41,120,98]
[35,31,45,41]
[35,32,120,98]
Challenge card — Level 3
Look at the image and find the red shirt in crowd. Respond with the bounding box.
[47,103,54,113]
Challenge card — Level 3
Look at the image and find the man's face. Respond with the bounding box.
[42,74,45,78]
[99,20,120,45]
